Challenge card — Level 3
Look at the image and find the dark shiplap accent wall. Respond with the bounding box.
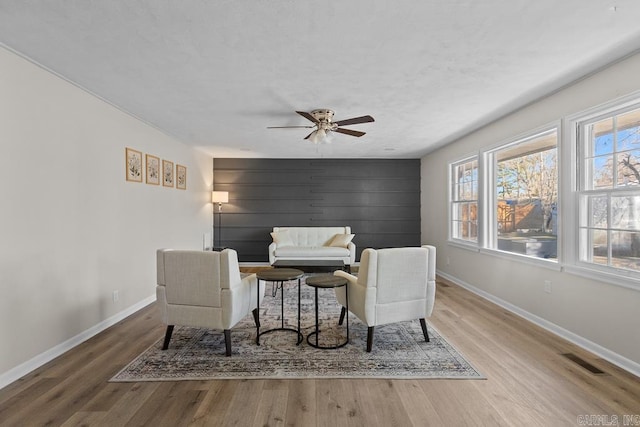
[213,158,421,263]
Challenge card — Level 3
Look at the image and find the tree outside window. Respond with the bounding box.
[451,158,478,243]
[494,130,558,260]
[580,107,640,272]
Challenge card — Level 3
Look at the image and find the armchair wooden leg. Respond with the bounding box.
[162,325,174,350]
[224,329,232,357]
[252,308,260,328]
[419,318,430,342]
[338,306,346,325]
[366,326,374,352]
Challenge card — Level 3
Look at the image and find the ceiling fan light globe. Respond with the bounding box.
[322,131,333,144]
[308,130,320,144]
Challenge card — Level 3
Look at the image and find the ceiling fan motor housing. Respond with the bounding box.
[311,109,337,130]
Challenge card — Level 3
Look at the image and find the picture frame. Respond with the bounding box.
[125,148,143,182]
[176,164,187,190]
[145,154,160,185]
[162,159,174,187]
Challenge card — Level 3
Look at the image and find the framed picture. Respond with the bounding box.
[162,159,174,187]
[176,164,187,190]
[145,154,160,185]
[125,148,143,182]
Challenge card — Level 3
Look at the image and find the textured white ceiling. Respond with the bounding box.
[1,1,640,158]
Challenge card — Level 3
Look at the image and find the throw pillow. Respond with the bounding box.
[271,231,294,247]
[328,233,355,248]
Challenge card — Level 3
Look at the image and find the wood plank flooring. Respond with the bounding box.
[1,272,639,426]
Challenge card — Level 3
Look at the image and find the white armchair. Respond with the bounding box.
[334,245,436,352]
[156,249,265,356]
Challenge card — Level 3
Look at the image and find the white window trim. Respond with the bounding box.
[448,154,479,248]
[564,91,640,290]
[481,122,561,265]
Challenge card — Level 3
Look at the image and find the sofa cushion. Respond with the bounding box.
[274,246,350,257]
[270,231,294,247]
[274,226,350,246]
[328,233,355,248]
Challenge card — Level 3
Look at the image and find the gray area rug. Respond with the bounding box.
[112,279,484,381]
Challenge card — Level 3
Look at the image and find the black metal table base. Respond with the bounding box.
[259,327,303,344]
[256,277,302,346]
[306,282,349,350]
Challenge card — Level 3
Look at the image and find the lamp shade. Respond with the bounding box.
[211,191,229,203]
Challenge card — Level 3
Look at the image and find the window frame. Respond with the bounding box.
[448,155,480,247]
[482,125,561,264]
[566,94,640,287]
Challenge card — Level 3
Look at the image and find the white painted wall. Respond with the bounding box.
[421,51,640,374]
[0,47,213,386]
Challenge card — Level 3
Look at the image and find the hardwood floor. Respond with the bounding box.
[1,273,639,426]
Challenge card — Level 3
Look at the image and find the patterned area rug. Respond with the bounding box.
[112,279,484,381]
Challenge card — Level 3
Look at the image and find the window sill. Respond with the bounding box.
[447,239,480,252]
[448,241,561,271]
[562,264,640,292]
[479,247,562,271]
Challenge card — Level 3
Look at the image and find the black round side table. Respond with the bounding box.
[305,274,349,349]
[255,268,304,345]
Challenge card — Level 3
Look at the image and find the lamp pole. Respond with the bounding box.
[211,191,229,250]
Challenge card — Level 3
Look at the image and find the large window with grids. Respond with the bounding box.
[450,157,479,244]
[577,105,640,274]
[490,129,558,260]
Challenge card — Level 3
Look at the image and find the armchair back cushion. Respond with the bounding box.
[160,250,222,307]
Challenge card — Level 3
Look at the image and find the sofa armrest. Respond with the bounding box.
[268,242,277,265]
[347,241,356,264]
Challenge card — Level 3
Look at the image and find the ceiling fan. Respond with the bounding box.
[268,109,374,143]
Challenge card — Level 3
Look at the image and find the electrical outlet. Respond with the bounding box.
[113,290,119,302]
[544,280,552,294]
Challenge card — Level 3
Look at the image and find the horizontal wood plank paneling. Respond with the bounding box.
[214,158,421,262]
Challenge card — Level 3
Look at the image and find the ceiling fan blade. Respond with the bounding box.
[267,126,315,129]
[333,115,375,127]
[334,128,366,137]
[296,111,319,123]
[304,131,315,140]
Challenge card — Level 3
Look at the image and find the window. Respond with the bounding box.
[577,106,640,273]
[450,158,478,243]
[490,129,558,260]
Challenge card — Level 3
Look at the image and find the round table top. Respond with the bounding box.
[305,274,348,289]
[256,268,304,281]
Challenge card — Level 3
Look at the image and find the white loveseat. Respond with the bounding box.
[268,226,356,266]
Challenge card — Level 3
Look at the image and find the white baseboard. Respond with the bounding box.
[0,295,156,391]
[437,270,640,378]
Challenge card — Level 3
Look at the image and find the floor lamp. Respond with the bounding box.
[211,191,229,250]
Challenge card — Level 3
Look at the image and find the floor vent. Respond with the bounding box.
[561,353,606,375]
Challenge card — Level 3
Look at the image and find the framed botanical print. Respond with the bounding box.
[176,164,187,190]
[125,148,143,182]
[145,154,160,185]
[162,159,174,187]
